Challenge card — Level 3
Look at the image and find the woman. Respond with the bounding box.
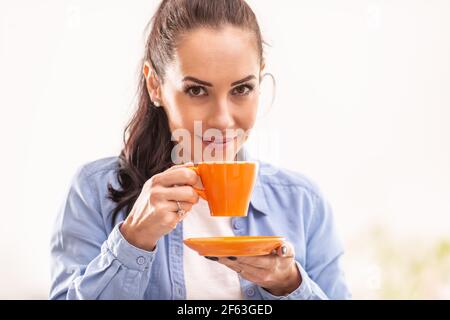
[50,0,351,300]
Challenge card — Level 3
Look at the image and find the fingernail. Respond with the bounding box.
[281,246,287,256]
[204,256,219,261]
[227,256,237,261]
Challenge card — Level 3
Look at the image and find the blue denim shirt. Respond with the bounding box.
[49,153,351,300]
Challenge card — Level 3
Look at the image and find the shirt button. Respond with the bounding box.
[136,256,146,265]
[233,220,242,230]
[246,288,255,297]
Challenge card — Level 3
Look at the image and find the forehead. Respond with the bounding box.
[167,25,260,83]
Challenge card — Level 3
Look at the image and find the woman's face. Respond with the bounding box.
[145,25,263,163]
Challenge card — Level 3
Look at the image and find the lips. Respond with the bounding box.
[201,136,237,146]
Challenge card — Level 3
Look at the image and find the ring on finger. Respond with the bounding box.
[175,200,186,217]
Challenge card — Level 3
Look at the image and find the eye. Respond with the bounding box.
[231,84,254,96]
[184,85,208,97]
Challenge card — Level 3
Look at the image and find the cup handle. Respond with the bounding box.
[187,166,207,200]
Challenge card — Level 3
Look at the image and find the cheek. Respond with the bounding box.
[162,92,197,132]
[234,95,259,130]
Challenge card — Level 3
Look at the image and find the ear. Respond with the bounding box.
[143,61,162,104]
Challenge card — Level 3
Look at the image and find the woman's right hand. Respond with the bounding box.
[119,162,201,251]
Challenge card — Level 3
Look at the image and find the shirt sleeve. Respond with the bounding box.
[257,191,352,300]
[49,166,157,300]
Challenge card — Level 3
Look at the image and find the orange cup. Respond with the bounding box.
[188,161,258,216]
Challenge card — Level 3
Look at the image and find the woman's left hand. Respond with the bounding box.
[209,241,302,296]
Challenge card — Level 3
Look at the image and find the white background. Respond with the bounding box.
[1,0,449,299]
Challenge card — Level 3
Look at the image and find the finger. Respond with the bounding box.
[172,200,193,221]
[166,161,194,171]
[166,164,204,190]
[156,167,201,188]
[163,200,193,214]
[218,258,268,283]
[160,185,199,203]
[217,256,273,272]
[216,257,241,272]
[236,263,270,278]
[234,255,276,270]
[216,257,259,277]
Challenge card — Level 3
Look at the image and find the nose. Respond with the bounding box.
[205,97,235,130]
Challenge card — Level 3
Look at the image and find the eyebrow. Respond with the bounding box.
[182,75,256,87]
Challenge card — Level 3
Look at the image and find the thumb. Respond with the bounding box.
[276,241,295,258]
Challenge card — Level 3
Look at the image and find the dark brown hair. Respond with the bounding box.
[108,0,265,224]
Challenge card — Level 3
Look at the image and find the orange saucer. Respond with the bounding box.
[183,236,285,257]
